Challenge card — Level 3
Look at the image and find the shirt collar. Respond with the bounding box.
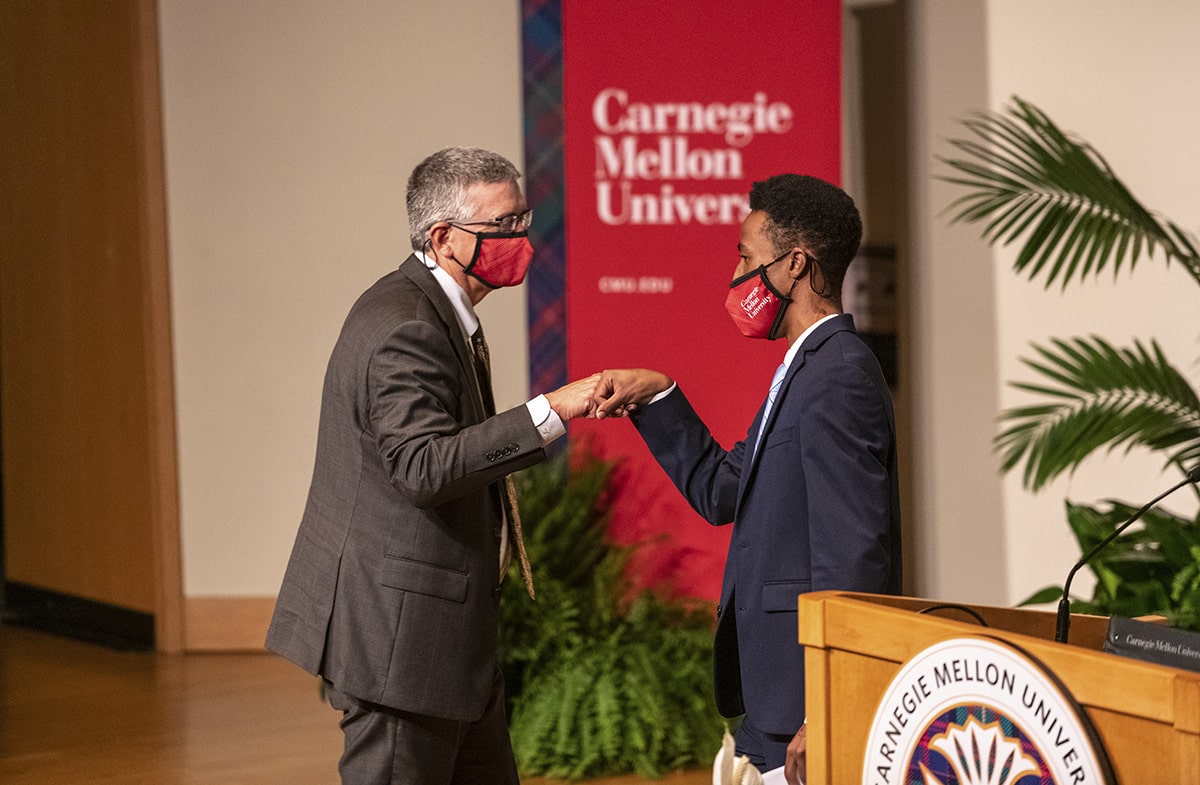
[418,251,478,342]
[782,313,839,369]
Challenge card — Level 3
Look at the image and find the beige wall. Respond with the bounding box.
[158,0,526,600]
[159,0,1200,630]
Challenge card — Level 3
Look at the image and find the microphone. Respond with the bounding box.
[1055,464,1200,644]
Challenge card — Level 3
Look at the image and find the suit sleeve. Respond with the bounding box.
[631,386,744,525]
[798,359,895,593]
[367,318,543,508]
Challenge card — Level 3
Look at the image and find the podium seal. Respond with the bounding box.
[862,636,1113,785]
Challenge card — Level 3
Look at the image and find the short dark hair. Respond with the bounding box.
[748,174,862,302]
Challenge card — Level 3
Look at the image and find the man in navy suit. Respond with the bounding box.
[594,174,903,784]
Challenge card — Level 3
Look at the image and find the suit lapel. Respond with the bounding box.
[399,258,511,576]
[735,314,857,508]
[398,255,489,423]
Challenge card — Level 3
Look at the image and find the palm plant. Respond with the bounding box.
[939,96,1200,628]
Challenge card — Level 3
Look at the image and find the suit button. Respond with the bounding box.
[486,451,496,462]
[493,585,502,598]
[493,526,502,537]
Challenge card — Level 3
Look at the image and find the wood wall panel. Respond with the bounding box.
[0,0,180,647]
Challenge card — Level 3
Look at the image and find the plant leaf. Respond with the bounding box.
[939,96,1200,288]
[996,336,1200,490]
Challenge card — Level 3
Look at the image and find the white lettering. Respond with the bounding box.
[590,88,790,228]
[637,276,673,293]
[598,276,637,293]
[592,88,627,134]
[597,276,675,295]
[595,181,748,226]
[591,89,794,147]
[594,136,743,180]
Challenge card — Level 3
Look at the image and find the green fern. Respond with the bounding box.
[510,599,719,780]
[500,449,722,780]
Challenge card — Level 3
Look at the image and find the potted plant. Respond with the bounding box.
[939,96,1200,629]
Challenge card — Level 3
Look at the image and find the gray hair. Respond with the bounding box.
[405,147,521,251]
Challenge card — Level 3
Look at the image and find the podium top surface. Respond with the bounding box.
[797,591,1200,733]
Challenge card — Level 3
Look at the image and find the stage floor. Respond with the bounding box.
[0,624,708,785]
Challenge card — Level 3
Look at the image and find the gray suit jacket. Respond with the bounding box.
[266,254,545,721]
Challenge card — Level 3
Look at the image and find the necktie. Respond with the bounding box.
[471,329,496,416]
[471,328,535,599]
[505,476,535,599]
[754,362,787,458]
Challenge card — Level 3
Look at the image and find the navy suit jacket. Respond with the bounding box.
[266,255,545,721]
[632,313,902,734]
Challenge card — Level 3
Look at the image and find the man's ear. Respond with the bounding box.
[427,222,453,259]
[787,248,809,277]
[790,249,829,295]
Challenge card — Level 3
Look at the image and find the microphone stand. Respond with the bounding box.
[1055,465,1200,644]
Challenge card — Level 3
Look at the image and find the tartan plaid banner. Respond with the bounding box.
[521,0,567,400]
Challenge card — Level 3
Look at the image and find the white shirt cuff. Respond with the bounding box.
[648,382,677,405]
[526,394,566,444]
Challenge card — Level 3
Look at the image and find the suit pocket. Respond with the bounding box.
[380,556,468,604]
[761,579,810,612]
[761,423,798,453]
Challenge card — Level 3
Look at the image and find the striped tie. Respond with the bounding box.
[472,328,535,599]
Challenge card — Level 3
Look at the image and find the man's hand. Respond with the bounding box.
[785,724,806,785]
[545,373,603,420]
[592,369,673,419]
[782,724,811,785]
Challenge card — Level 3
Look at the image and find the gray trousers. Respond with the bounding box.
[324,668,520,785]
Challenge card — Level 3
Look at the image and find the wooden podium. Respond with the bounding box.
[797,591,1200,783]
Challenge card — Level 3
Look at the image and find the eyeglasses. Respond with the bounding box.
[449,209,533,233]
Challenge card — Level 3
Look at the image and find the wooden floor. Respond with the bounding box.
[0,624,709,785]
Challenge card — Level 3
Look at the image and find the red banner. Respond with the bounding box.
[563,1,842,600]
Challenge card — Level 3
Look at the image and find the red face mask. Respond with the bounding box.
[452,228,534,288]
[724,252,795,340]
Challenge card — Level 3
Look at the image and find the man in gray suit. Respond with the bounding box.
[266,147,599,785]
